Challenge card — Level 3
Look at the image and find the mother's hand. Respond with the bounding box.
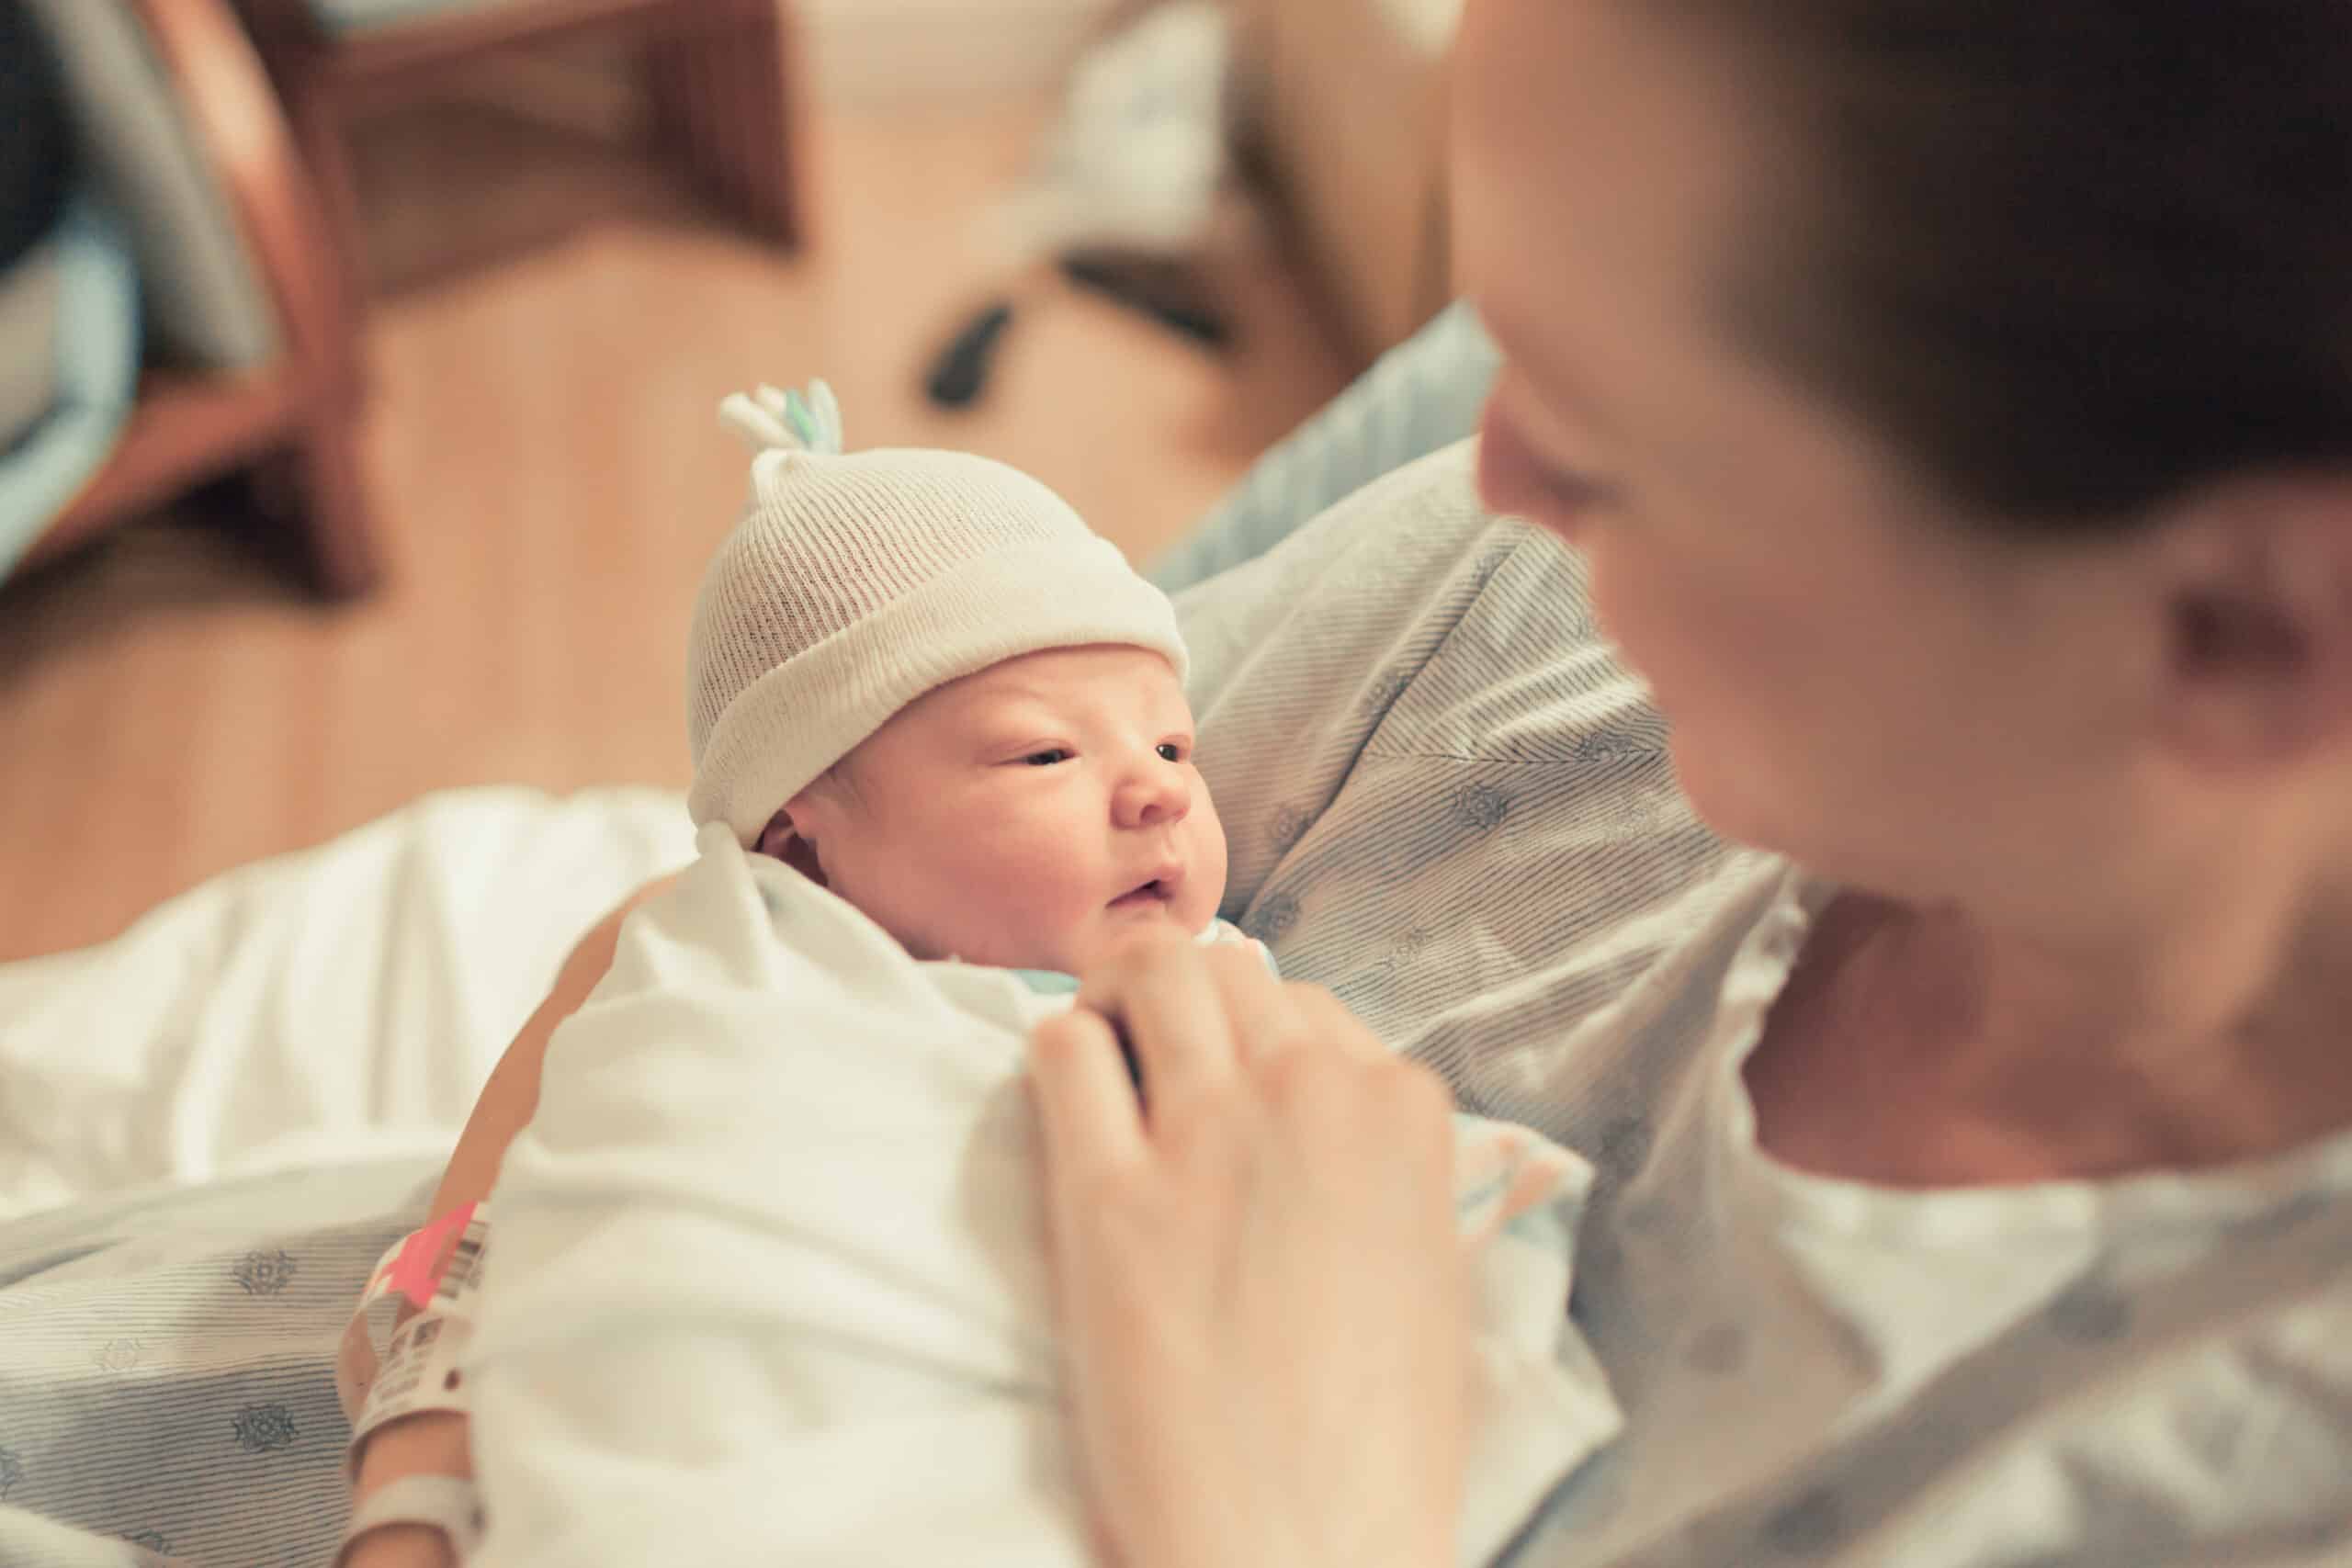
[1028,937,1467,1568]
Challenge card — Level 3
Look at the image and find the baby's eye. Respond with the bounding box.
[1023,749,1073,767]
[1156,742,1184,762]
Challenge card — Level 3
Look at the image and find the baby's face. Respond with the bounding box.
[781,645,1228,975]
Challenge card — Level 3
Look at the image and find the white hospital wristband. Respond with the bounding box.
[337,1475,487,1565]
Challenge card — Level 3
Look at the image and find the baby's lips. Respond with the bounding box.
[1107,871,1184,909]
[1109,860,1188,908]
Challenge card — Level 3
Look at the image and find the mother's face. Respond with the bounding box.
[1452,0,2188,925]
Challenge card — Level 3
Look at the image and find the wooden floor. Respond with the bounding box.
[0,86,1352,962]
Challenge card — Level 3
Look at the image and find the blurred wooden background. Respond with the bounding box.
[0,62,1351,960]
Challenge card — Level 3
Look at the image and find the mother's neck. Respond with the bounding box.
[1747,847,2352,1187]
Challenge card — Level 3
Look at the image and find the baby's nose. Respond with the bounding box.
[1115,765,1191,829]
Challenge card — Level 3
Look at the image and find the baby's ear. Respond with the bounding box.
[754,807,797,860]
[755,807,830,887]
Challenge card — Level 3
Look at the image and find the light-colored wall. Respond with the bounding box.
[797,0,1127,107]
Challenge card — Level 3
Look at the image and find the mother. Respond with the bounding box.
[358,0,2352,1562]
[1040,0,2352,1557]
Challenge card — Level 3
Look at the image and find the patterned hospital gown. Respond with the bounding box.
[1172,442,2352,1566]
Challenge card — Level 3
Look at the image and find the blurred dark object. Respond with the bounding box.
[18,0,378,599]
[0,0,72,270]
[232,0,806,312]
[923,0,1239,413]
[921,254,1229,413]
[1060,251,1229,348]
[924,301,1017,412]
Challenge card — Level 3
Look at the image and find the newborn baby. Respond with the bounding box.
[413,387,1623,1568]
[688,379,1253,980]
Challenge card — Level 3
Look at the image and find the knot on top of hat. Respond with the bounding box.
[718,378,844,458]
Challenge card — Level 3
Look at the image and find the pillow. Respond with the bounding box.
[20,0,277,372]
[0,189,141,576]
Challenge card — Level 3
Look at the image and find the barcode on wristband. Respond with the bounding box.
[434,1222,488,1303]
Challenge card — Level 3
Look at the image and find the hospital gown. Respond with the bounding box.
[1172,441,2352,1566]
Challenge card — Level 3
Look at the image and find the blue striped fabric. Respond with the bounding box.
[1168,442,1746,1133]
[0,1162,436,1565]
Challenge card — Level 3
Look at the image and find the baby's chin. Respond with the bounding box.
[1057,899,1216,971]
[904,886,1222,975]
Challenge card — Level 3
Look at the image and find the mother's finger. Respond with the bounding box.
[1076,936,1238,1116]
[1029,1007,1147,1172]
[1281,980,1391,1066]
[1196,944,1315,1067]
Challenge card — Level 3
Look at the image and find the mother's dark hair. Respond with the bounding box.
[1674,0,2352,529]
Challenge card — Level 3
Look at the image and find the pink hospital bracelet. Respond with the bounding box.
[336,1203,492,1449]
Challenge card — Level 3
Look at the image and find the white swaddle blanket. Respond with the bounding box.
[469,823,1623,1567]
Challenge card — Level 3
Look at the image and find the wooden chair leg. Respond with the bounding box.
[646,0,803,249]
[642,24,702,200]
[267,411,380,599]
[741,0,807,246]
[729,0,803,246]
[283,92,378,411]
[287,85,375,324]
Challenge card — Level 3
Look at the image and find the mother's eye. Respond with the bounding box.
[1543,466,1620,512]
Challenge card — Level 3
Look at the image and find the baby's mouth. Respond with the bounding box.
[1108,876,1177,911]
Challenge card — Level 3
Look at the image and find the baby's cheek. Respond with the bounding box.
[959,847,1102,959]
[1191,814,1232,918]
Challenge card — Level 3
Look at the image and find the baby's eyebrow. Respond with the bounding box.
[961,708,1071,750]
[966,694,1064,730]
[966,689,1080,728]
[962,681,1187,736]
[968,667,1072,705]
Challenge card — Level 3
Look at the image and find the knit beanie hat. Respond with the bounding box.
[686,380,1190,846]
